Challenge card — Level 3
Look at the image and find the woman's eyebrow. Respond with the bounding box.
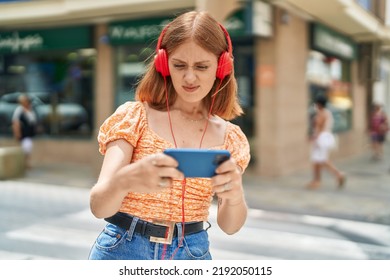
[171,58,211,64]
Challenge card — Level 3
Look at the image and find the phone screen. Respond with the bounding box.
[164,148,230,178]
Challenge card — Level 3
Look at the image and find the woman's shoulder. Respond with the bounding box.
[116,100,144,112]
[100,101,147,134]
[112,101,146,119]
[225,121,248,143]
[224,121,251,171]
[98,101,147,154]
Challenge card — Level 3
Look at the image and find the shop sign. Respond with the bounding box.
[0,26,92,54]
[224,8,247,37]
[311,23,357,60]
[109,17,171,45]
[225,3,272,38]
[109,9,252,46]
[0,32,43,53]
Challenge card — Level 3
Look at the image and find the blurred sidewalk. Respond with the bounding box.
[244,142,390,225]
[12,142,390,225]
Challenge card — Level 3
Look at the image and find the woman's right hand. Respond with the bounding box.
[90,139,184,218]
[113,152,185,193]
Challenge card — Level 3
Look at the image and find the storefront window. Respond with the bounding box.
[307,50,353,133]
[114,45,153,108]
[0,49,95,137]
[232,43,254,139]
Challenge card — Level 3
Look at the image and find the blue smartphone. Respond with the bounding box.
[163,148,231,178]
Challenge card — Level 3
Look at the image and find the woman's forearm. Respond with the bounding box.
[217,196,248,235]
[90,173,131,219]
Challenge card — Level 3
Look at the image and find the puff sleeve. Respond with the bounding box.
[225,123,251,172]
[97,101,146,155]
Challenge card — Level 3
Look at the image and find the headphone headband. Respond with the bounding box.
[218,23,233,56]
[155,20,233,79]
[156,23,170,53]
[156,23,232,54]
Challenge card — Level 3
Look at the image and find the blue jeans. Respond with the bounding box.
[88,218,212,260]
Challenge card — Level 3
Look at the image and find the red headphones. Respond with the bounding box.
[154,23,233,80]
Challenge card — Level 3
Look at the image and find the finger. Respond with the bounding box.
[151,153,179,167]
[222,182,232,192]
[215,158,238,174]
[214,182,233,193]
[211,173,231,187]
[157,166,184,180]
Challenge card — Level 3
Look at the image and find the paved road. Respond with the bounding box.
[1,181,389,260]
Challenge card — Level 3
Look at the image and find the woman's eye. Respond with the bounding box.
[172,64,209,70]
[196,65,209,70]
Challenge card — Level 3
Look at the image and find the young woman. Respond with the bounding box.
[88,11,251,260]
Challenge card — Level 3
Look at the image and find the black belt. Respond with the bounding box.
[104,212,204,244]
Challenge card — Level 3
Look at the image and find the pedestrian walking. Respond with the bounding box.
[88,11,251,260]
[306,95,345,189]
[12,94,38,169]
[369,103,388,161]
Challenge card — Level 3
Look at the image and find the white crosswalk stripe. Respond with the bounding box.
[3,204,390,260]
[0,250,57,260]
[6,224,98,248]
[208,206,390,260]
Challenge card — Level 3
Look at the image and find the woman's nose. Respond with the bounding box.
[184,68,196,83]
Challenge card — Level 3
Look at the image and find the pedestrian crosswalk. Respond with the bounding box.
[1,182,390,260]
[208,207,390,260]
[6,223,98,249]
[3,206,390,260]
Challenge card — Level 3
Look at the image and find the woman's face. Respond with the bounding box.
[168,40,218,105]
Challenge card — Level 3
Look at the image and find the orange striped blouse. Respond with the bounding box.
[98,101,250,222]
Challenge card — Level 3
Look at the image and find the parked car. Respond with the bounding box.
[0,92,89,135]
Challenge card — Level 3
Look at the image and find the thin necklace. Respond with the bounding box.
[177,110,206,123]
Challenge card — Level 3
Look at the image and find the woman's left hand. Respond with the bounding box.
[211,157,244,204]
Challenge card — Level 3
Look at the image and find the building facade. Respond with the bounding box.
[0,0,388,177]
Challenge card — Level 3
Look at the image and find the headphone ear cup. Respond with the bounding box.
[155,49,170,77]
[216,51,232,80]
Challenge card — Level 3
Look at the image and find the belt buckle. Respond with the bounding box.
[150,220,175,245]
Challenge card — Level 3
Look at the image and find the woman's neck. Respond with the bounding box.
[171,101,207,118]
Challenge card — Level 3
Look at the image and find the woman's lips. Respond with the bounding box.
[183,86,199,92]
